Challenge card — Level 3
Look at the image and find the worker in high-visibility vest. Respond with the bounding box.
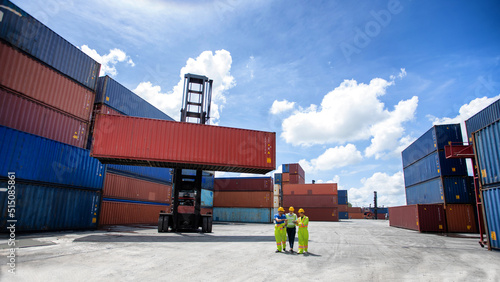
[285,206,298,253]
[274,207,287,252]
[297,208,309,254]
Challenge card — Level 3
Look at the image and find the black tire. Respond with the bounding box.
[158,215,164,233]
[202,217,208,233]
[163,215,170,232]
[207,217,213,233]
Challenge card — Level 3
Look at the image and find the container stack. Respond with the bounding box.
[347,207,365,219]
[391,124,478,233]
[282,163,305,185]
[213,177,274,223]
[0,1,104,231]
[90,76,176,225]
[282,184,339,221]
[466,98,500,250]
[338,190,348,219]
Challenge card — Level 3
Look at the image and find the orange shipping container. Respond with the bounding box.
[303,207,339,222]
[283,183,338,196]
[282,173,290,182]
[289,174,305,184]
[99,201,169,225]
[445,204,478,233]
[338,205,348,212]
[348,207,363,213]
[103,173,172,203]
[213,191,273,208]
[349,213,365,219]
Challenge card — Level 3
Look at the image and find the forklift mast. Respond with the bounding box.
[159,74,214,233]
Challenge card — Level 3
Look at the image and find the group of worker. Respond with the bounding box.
[274,206,309,254]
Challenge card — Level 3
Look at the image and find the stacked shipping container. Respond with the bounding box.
[338,190,348,219]
[213,177,274,223]
[0,1,103,232]
[283,183,339,221]
[282,163,305,185]
[466,98,500,250]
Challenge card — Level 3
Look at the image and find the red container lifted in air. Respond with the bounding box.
[214,177,273,192]
[90,114,276,174]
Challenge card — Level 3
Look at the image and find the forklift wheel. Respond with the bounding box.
[158,215,164,233]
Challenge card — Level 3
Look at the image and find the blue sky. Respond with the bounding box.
[15,0,500,207]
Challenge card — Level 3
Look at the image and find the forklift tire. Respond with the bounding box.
[158,215,164,233]
[207,217,213,233]
[163,215,170,232]
[202,217,208,233]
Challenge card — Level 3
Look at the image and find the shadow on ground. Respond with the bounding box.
[74,234,276,243]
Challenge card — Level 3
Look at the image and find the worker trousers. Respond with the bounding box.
[286,227,296,249]
[298,227,309,253]
[274,224,287,251]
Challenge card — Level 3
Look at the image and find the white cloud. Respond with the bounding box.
[280,74,417,158]
[299,144,363,172]
[391,68,407,80]
[348,171,405,207]
[431,95,500,126]
[133,50,235,122]
[80,45,135,76]
[316,175,341,186]
[365,96,419,159]
[270,99,295,114]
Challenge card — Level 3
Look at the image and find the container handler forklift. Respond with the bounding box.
[158,74,214,233]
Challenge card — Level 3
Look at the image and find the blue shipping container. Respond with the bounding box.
[406,178,444,205]
[201,189,213,207]
[482,186,500,250]
[282,164,289,173]
[0,126,104,189]
[474,120,500,186]
[402,124,463,168]
[338,190,348,205]
[275,173,282,184]
[95,76,174,121]
[0,0,100,90]
[465,98,500,141]
[213,207,271,223]
[370,208,389,214]
[339,212,348,219]
[403,150,467,187]
[405,177,473,205]
[0,181,100,232]
[106,164,172,184]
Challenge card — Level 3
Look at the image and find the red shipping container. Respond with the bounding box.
[289,163,305,178]
[283,184,338,196]
[302,207,339,222]
[338,204,348,212]
[103,173,172,203]
[283,195,338,208]
[349,213,365,219]
[389,204,446,232]
[91,114,276,174]
[99,201,169,225]
[289,174,305,184]
[348,207,362,213]
[0,42,95,121]
[445,204,478,233]
[179,207,213,215]
[377,214,387,220]
[282,173,290,182]
[0,88,89,148]
[214,177,273,192]
[213,191,273,208]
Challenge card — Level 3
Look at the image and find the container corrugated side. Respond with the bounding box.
[0,88,89,148]
[338,190,348,205]
[0,42,95,120]
[283,183,338,196]
[106,164,172,184]
[95,76,173,121]
[402,124,463,168]
[99,199,169,225]
[349,213,365,219]
[445,204,478,233]
[0,181,100,232]
[0,0,100,90]
[103,173,171,203]
[305,207,339,222]
[338,205,348,212]
[282,164,290,173]
[214,177,273,192]
[274,173,282,184]
[474,120,500,186]
[91,114,276,174]
[403,150,467,187]
[288,163,305,178]
[0,126,104,189]
[201,189,213,207]
[406,177,474,205]
[389,204,446,232]
[482,186,500,250]
[289,174,305,184]
[283,195,338,208]
[213,207,272,223]
[213,191,273,208]
[465,98,500,141]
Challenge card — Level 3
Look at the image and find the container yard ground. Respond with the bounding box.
[1,220,499,281]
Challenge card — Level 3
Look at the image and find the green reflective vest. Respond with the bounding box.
[285,213,297,228]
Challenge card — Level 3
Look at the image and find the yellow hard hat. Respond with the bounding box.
[289,206,294,211]
[298,208,305,213]
[278,207,285,212]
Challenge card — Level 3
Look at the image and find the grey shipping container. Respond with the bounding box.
[465,98,500,141]
[402,124,463,168]
[95,76,174,121]
[482,185,500,250]
[0,0,100,90]
[403,150,467,187]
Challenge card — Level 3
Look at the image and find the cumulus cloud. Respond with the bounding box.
[280,74,417,158]
[270,99,295,114]
[299,144,363,172]
[390,68,407,80]
[80,45,135,76]
[431,95,500,126]
[348,171,405,207]
[133,50,235,122]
